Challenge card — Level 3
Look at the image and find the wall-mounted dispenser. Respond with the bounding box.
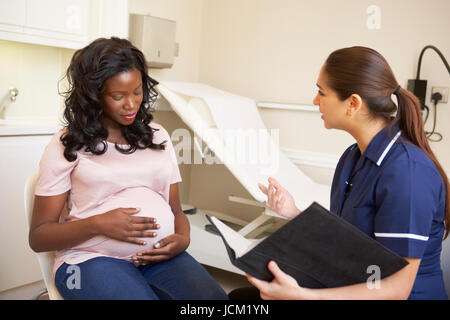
[129,14,176,69]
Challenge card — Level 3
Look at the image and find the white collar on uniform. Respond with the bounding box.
[376,131,402,166]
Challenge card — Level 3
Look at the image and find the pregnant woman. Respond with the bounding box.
[28,37,228,300]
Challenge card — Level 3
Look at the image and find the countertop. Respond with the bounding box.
[0,119,62,136]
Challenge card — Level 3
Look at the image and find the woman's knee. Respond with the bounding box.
[171,253,229,299]
[144,252,229,300]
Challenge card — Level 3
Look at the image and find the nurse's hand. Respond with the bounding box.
[133,233,190,265]
[246,261,310,300]
[258,177,301,219]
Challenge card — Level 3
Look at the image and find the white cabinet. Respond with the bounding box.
[26,0,88,36]
[0,134,54,292]
[0,0,89,49]
[0,0,26,32]
[24,0,89,42]
[0,0,128,50]
[129,14,176,69]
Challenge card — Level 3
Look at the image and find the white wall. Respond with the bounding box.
[2,0,448,161]
[198,0,450,168]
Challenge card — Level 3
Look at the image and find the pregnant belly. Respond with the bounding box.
[71,187,175,260]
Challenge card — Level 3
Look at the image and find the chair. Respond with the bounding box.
[24,172,63,300]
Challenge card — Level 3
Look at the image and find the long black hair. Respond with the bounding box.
[60,37,165,162]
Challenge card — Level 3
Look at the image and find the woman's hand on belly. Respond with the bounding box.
[132,233,189,265]
[91,207,159,245]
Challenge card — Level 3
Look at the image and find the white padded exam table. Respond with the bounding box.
[157,82,331,274]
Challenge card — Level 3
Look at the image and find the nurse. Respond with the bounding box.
[248,46,449,300]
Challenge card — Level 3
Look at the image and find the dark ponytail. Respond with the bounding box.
[395,87,450,239]
[325,46,450,239]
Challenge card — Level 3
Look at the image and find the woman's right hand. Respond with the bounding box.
[91,208,159,245]
[258,177,301,219]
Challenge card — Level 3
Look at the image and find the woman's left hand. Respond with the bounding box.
[246,261,310,300]
[132,233,190,265]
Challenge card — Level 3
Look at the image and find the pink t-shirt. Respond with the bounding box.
[34,123,182,278]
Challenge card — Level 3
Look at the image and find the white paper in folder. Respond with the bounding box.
[158,81,331,211]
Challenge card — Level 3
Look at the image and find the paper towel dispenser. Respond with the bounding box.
[129,14,176,69]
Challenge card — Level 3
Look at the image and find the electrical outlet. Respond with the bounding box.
[431,87,449,104]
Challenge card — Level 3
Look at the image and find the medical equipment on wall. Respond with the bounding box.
[129,14,176,69]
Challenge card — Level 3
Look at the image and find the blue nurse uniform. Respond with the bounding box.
[330,125,448,300]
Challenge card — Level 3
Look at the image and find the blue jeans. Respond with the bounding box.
[55,251,229,300]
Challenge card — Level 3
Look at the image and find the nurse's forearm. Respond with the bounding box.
[303,258,419,300]
[304,279,404,300]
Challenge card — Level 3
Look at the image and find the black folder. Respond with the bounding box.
[206,202,409,288]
